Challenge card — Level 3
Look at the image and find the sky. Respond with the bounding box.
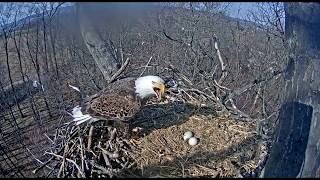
[0,2,261,21]
[0,2,281,28]
[227,2,258,20]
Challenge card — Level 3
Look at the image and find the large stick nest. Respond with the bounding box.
[33,83,269,178]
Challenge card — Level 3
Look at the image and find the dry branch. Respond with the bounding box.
[109,57,130,84]
[87,125,94,149]
[35,119,136,178]
[212,36,227,85]
[45,152,86,178]
[167,64,193,86]
[140,56,153,77]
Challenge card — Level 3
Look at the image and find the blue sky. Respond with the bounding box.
[227,2,258,20]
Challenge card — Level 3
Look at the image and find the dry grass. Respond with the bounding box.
[129,112,258,178]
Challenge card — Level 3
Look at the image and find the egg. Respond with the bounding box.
[183,131,193,141]
[188,137,198,146]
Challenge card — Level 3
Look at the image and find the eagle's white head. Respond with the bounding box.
[135,75,166,100]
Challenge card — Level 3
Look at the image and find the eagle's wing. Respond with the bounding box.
[85,78,141,121]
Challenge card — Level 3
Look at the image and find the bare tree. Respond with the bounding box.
[0,3,25,117]
[247,2,285,43]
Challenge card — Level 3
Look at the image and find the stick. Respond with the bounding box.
[109,57,130,83]
[87,125,94,149]
[32,156,55,174]
[45,152,86,178]
[32,145,65,174]
[139,56,153,77]
[78,136,85,173]
[168,64,193,86]
[213,79,231,91]
[212,36,227,85]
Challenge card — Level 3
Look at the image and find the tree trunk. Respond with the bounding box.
[76,2,155,83]
[76,3,119,83]
[263,2,320,177]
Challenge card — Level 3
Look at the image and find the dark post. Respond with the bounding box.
[263,2,320,177]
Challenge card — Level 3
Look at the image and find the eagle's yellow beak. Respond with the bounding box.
[153,82,166,101]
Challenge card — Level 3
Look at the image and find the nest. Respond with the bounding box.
[131,115,260,178]
[32,85,269,178]
[32,120,138,178]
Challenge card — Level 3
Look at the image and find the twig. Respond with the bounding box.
[109,57,130,83]
[139,56,153,77]
[185,88,220,104]
[46,162,61,178]
[57,160,64,178]
[87,125,94,149]
[45,152,86,178]
[225,70,284,101]
[168,64,193,86]
[261,85,267,117]
[180,89,198,102]
[32,146,65,174]
[58,142,69,177]
[109,128,117,141]
[44,133,55,144]
[178,160,185,177]
[162,29,184,44]
[227,98,252,121]
[32,155,55,174]
[26,148,46,166]
[92,162,114,177]
[78,135,85,173]
[228,124,257,135]
[213,79,231,91]
[102,152,112,167]
[212,35,227,85]
[250,84,262,112]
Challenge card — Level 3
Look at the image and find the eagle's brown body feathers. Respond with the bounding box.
[84,78,143,122]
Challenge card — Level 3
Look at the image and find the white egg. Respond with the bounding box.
[188,137,198,146]
[183,131,193,141]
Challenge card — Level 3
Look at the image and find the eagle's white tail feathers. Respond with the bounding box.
[69,84,81,92]
[70,106,92,125]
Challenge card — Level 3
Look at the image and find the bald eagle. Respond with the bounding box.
[70,75,167,125]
